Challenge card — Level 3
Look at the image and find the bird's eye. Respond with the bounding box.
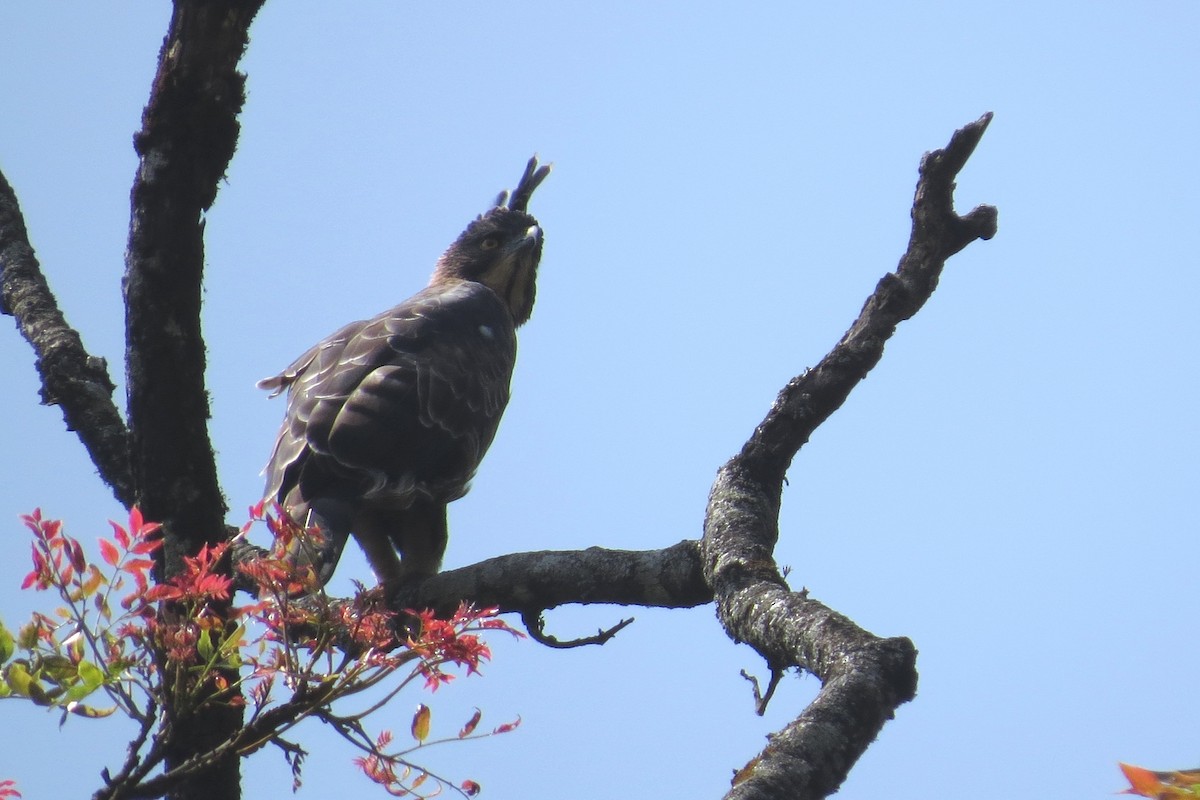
[480,237,499,251]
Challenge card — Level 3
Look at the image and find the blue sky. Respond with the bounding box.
[2,3,1197,798]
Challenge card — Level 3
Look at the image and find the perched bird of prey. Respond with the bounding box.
[259,157,551,592]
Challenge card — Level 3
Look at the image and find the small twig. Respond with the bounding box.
[268,736,308,791]
[520,610,635,649]
[97,704,156,792]
[740,668,785,716]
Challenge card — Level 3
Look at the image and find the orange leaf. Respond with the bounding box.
[1121,763,1168,797]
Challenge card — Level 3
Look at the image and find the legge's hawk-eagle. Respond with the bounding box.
[259,157,551,592]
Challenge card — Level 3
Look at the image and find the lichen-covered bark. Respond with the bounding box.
[703,114,997,800]
[400,541,713,616]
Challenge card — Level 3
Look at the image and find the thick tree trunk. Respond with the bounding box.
[123,3,264,798]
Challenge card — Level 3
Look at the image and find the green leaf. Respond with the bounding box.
[197,628,214,661]
[219,625,245,668]
[4,662,33,696]
[77,660,104,692]
[0,620,14,663]
[6,663,51,706]
[65,661,105,701]
[26,681,51,705]
[17,622,39,650]
[39,654,77,684]
[411,703,431,743]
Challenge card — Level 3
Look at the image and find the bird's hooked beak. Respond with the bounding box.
[490,224,543,326]
[496,223,543,275]
[508,224,543,260]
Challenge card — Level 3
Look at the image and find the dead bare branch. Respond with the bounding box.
[705,113,997,800]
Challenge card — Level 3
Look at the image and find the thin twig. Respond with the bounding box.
[520,610,635,649]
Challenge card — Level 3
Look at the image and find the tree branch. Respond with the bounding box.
[741,112,998,481]
[0,169,134,506]
[393,541,713,617]
[125,0,263,551]
[702,113,997,800]
[234,114,994,800]
[122,3,265,799]
[521,610,636,649]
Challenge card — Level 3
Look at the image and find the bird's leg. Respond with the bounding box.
[352,501,449,597]
[350,515,405,589]
[294,498,353,586]
[389,501,448,584]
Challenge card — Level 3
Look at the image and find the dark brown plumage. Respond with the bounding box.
[260,157,550,590]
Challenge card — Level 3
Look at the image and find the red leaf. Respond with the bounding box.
[132,538,162,555]
[458,708,482,738]
[492,716,521,735]
[144,584,183,602]
[109,520,130,549]
[460,779,481,796]
[99,538,121,568]
[68,538,87,573]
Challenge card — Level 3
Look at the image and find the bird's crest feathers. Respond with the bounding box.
[492,155,552,214]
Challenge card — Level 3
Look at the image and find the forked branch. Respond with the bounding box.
[704,113,996,800]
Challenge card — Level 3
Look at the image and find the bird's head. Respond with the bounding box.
[432,157,551,327]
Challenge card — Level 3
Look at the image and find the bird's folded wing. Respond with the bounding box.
[261,281,517,507]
